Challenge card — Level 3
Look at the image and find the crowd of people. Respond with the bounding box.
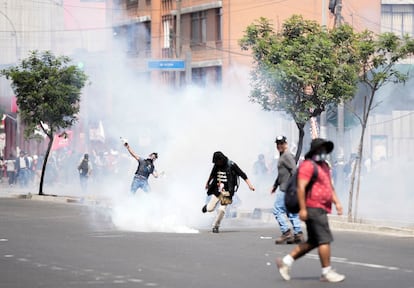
[0,147,132,190]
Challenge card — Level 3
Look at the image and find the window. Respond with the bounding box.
[119,22,151,56]
[216,8,222,42]
[215,66,222,84]
[162,0,172,10]
[382,4,414,37]
[162,15,173,49]
[127,0,138,7]
[191,11,207,45]
[192,67,207,86]
[192,66,222,87]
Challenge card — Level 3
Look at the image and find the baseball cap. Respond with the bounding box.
[275,135,287,144]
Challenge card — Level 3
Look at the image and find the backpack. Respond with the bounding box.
[227,160,240,193]
[284,160,318,213]
[78,159,89,176]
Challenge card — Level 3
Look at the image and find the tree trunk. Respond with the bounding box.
[295,123,305,163]
[347,151,357,222]
[347,89,374,222]
[38,134,54,195]
[354,125,366,222]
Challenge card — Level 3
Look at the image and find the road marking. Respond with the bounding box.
[128,278,143,283]
[306,254,403,271]
[0,238,8,242]
[260,236,273,239]
[4,254,14,258]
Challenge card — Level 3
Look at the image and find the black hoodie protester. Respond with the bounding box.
[206,151,248,198]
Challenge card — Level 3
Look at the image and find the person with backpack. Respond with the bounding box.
[276,138,345,283]
[78,153,92,192]
[271,136,304,244]
[202,151,255,233]
[123,141,159,193]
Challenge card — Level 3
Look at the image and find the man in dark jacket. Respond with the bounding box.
[202,151,255,233]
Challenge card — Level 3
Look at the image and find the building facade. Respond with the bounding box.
[108,0,381,87]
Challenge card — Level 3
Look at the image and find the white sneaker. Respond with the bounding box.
[276,258,291,281]
[320,269,345,283]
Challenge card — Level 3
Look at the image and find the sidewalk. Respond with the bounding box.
[237,208,414,237]
[1,182,414,237]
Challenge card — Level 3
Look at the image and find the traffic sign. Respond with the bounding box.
[147,59,185,71]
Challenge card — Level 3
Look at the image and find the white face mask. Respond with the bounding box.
[313,153,328,162]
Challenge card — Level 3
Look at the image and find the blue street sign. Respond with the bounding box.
[147,59,185,71]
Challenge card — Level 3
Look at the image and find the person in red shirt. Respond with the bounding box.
[276,138,345,283]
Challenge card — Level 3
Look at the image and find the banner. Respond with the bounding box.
[11,97,18,113]
[89,120,105,142]
[51,131,73,151]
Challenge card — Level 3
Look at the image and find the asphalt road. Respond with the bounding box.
[0,198,413,288]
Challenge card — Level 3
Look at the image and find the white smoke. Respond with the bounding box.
[76,62,283,233]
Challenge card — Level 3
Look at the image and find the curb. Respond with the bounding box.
[237,208,414,237]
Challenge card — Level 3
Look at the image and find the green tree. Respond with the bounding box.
[1,51,88,195]
[347,31,414,221]
[239,15,360,161]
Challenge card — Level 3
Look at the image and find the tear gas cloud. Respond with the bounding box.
[72,54,282,233]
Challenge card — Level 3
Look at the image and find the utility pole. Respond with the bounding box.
[335,0,345,168]
[175,0,182,87]
[185,51,192,85]
[228,0,231,66]
[334,0,343,27]
[319,0,328,139]
[332,0,346,205]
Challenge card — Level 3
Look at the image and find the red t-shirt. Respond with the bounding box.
[297,160,333,213]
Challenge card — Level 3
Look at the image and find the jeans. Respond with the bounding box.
[17,168,29,187]
[272,190,302,234]
[79,175,88,192]
[130,175,150,193]
[7,171,16,185]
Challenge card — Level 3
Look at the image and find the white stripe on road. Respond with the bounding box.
[305,254,410,272]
